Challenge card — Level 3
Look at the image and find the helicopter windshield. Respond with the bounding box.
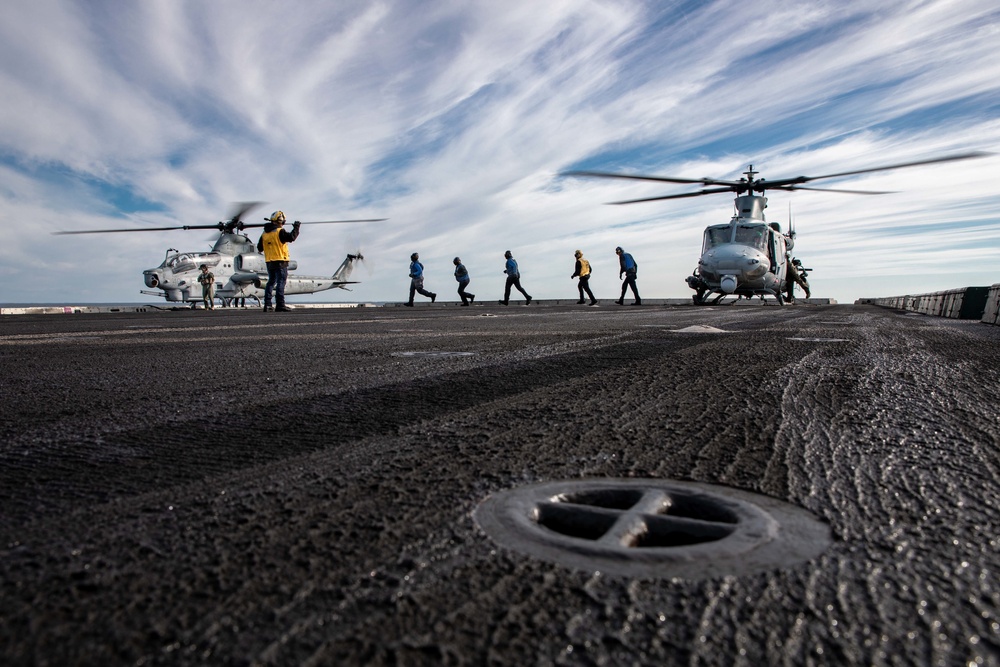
[164,252,221,274]
[733,224,768,250]
[702,226,732,251]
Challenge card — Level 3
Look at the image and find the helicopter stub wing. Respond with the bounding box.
[229,271,263,285]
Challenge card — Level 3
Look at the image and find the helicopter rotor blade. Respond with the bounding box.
[53,223,227,235]
[565,170,739,188]
[227,201,265,225]
[764,151,991,188]
[609,187,737,205]
[780,185,895,195]
[290,218,388,225]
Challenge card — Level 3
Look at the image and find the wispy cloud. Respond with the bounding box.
[1,0,998,304]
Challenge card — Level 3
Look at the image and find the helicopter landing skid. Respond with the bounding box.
[692,289,786,306]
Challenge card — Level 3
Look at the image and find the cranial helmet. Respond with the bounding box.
[615,246,623,253]
[270,210,286,224]
[574,250,582,258]
[411,253,419,261]
[504,250,512,258]
[453,257,461,264]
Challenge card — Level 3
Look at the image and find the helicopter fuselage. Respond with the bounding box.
[686,195,791,304]
[141,232,360,304]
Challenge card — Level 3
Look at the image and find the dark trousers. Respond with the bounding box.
[409,277,434,303]
[265,261,289,307]
[457,279,474,305]
[503,275,530,303]
[619,274,640,302]
[577,276,595,302]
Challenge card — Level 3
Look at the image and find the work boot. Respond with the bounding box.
[589,300,598,306]
[404,302,414,307]
[577,299,586,304]
[525,296,532,305]
[263,304,273,312]
[630,301,642,306]
[615,299,624,305]
[431,293,437,303]
[275,305,292,312]
[498,300,508,306]
[469,294,475,304]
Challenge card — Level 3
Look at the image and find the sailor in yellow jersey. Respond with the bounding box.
[256,211,300,312]
[571,250,597,305]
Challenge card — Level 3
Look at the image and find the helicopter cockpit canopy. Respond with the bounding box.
[733,224,768,250]
[702,225,731,252]
[164,252,221,274]
[702,223,770,254]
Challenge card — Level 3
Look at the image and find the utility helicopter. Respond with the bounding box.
[567,152,987,305]
[55,202,385,307]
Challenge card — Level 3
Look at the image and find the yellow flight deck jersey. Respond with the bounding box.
[261,228,290,262]
[579,258,591,277]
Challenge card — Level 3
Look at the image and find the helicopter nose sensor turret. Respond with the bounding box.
[720,275,738,293]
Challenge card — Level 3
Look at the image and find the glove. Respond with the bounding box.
[293,220,301,228]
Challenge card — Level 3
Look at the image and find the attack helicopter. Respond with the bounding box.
[55,202,385,306]
[566,152,987,304]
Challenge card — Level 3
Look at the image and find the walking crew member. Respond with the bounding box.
[499,250,532,305]
[785,256,811,301]
[256,211,300,312]
[197,264,215,310]
[615,246,641,306]
[571,250,597,305]
[453,257,475,306]
[406,252,436,306]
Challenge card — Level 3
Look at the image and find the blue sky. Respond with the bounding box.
[2,0,998,304]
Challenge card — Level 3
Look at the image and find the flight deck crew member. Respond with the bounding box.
[197,264,215,310]
[406,253,436,306]
[256,210,300,312]
[453,257,475,306]
[571,250,597,305]
[785,255,811,301]
[615,246,641,305]
[499,250,532,305]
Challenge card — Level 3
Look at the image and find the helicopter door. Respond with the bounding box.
[767,231,786,275]
[767,230,779,273]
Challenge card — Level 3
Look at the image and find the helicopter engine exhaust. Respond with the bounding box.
[720,275,738,294]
